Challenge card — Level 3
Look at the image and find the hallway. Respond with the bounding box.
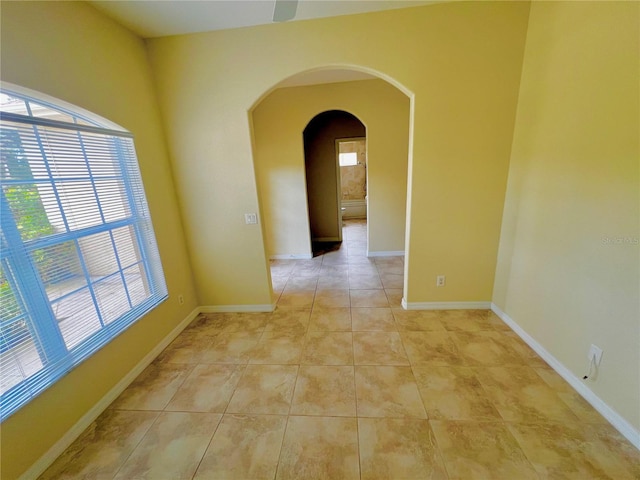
[40,221,639,479]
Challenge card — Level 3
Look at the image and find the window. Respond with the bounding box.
[0,87,167,419]
[338,152,358,167]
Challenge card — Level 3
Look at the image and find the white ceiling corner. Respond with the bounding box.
[88,0,438,89]
[89,0,438,39]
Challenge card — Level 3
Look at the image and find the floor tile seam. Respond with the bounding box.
[352,363,428,420]
[191,360,250,366]
[247,358,305,367]
[279,287,317,296]
[351,328,400,333]
[479,420,544,478]
[188,413,225,480]
[353,400,362,480]
[446,330,527,364]
[285,275,321,284]
[469,368,571,424]
[407,329,465,364]
[421,418,453,480]
[273,392,295,479]
[222,412,290,419]
[354,412,432,420]
[408,363,437,424]
[162,406,237,415]
[352,305,394,310]
[351,351,363,480]
[353,360,411,367]
[108,409,164,480]
[286,364,301,418]
[284,413,361,420]
[221,363,248,414]
[271,285,285,305]
[509,425,640,471]
[154,363,197,413]
[219,363,249,418]
[298,359,358,366]
[430,418,528,426]
[356,414,435,421]
[395,329,428,373]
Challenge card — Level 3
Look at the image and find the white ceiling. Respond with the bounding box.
[90,0,437,39]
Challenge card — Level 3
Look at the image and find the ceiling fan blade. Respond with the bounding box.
[273,0,298,22]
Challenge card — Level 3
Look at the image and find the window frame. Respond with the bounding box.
[0,87,167,420]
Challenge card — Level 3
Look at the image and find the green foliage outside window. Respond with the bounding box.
[1,127,78,349]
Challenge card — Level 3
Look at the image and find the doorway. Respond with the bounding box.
[250,73,410,263]
[337,137,367,220]
[302,110,366,256]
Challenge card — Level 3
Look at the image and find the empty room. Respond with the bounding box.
[1,1,638,479]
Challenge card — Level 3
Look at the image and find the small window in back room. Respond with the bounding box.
[0,86,167,420]
[339,152,358,167]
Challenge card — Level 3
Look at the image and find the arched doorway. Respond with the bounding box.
[250,71,410,262]
[303,110,366,255]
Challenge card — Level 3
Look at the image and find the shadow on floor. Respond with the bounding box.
[311,241,343,257]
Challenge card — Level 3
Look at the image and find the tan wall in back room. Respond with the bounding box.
[340,139,367,201]
[304,110,365,242]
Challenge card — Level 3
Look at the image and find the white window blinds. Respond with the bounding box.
[0,88,167,419]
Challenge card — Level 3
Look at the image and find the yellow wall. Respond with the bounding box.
[3,2,639,477]
[0,2,197,478]
[147,2,531,306]
[493,1,640,429]
[252,79,409,257]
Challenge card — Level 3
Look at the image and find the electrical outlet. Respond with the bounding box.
[588,344,603,366]
[244,213,258,225]
[178,294,184,305]
[436,275,446,287]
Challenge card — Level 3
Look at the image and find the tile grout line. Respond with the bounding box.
[42,220,639,479]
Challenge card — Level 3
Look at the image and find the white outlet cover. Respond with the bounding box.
[244,213,258,224]
[588,344,603,365]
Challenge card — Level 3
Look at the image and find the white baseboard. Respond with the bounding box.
[491,303,640,451]
[270,254,312,260]
[200,304,276,313]
[313,236,341,242]
[402,301,491,310]
[21,307,201,480]
[367,250,405,257]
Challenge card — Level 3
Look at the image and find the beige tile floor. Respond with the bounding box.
[41,220,639,479]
